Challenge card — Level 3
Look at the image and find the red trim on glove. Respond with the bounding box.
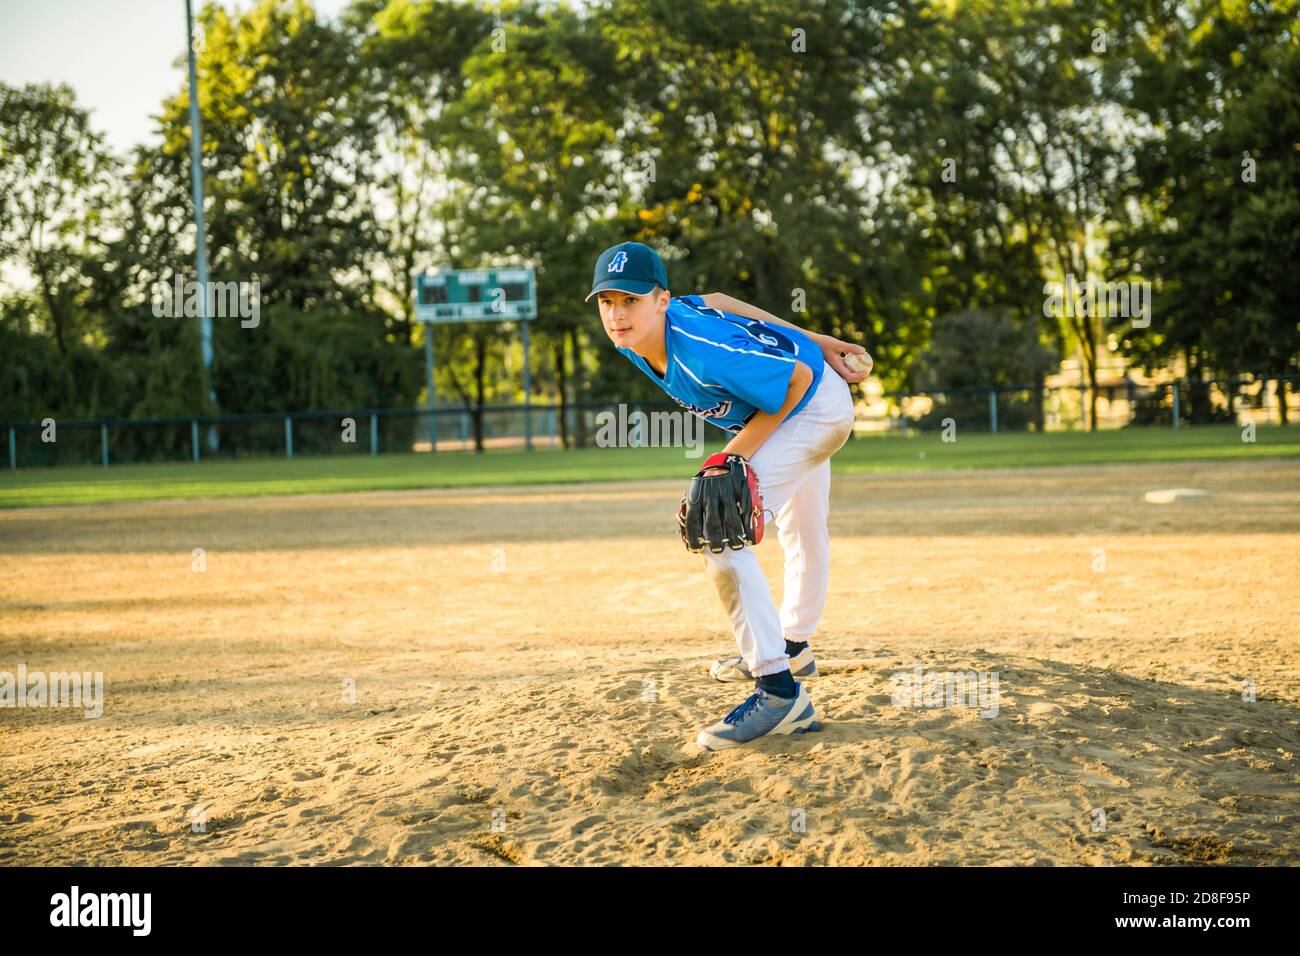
[703,451,741,470]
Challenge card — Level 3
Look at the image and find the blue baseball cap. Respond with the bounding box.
[585,241,669,302]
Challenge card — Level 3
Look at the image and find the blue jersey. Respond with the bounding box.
[617,294,826,434]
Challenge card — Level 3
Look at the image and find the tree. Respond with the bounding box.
[909,307,1059,431]
[431,0,627,449]
[1113,0,1300,423]
[0,82,119,358]
[352,0,497,348]
[874,0,1139,428]
[145,0,422,426]
[600,0,919,388]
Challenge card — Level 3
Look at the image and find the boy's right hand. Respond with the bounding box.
[816,333,872,383]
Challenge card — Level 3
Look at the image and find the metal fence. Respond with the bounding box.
[1,402,681,468]
[3,373,1296,469]
[875,374,1299,435]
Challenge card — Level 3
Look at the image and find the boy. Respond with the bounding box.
[586,241,871,750]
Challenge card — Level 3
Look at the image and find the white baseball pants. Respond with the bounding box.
[701,361,856,677]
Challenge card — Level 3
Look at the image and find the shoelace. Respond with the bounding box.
[723,691,765,725]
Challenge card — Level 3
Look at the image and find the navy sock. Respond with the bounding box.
[785,639,809,657]
[757,670,797,699]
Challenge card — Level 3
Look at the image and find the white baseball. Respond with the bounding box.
[842,350,872,375]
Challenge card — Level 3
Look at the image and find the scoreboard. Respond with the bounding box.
[411,264,539,452]
[414,268,537,323]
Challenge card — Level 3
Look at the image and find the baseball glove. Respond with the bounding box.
[677,452,766,553]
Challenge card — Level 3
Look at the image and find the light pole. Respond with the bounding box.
[185,0,218,450]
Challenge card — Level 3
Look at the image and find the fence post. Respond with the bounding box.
[8,426,15,470]
[191,420,200,463]
[424,330,437,454]
[101,423,109,467]
[521,321,533,451]
[285,416,294,458]
[370,413,378,456]
[1171,379,1180,429]
[988,389,998,433]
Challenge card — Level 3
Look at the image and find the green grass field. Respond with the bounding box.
[2,424,1297,509]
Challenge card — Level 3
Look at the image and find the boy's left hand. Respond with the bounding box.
[817,334,872,383]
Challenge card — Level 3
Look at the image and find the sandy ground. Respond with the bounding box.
[0,457,1297,866]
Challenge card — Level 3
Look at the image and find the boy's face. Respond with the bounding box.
[596,287,669,351]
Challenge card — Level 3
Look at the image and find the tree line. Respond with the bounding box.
[2,0,1296,451]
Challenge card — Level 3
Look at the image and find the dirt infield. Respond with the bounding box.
[1,457,1297,865]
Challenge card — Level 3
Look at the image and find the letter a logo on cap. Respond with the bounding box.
[607,251,628,273]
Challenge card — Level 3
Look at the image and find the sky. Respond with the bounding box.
[0,0,354,157]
